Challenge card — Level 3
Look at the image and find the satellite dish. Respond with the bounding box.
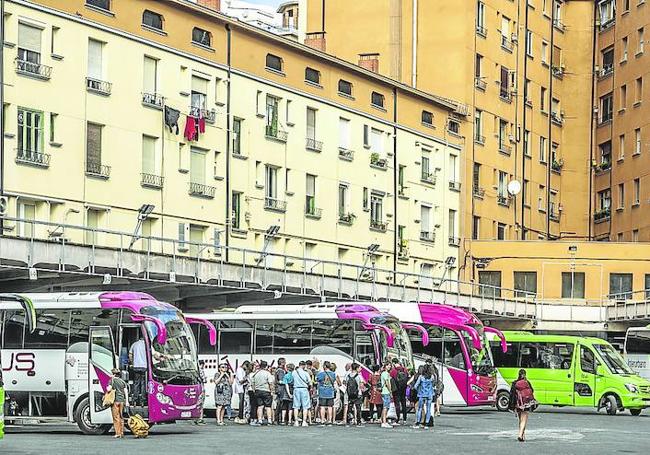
[507,180,521,196]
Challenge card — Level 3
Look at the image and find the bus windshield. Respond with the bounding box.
[595,344,635,375]
[461,330,495,375]
[141,306,199,384]
[625,329,650,355]
[372,317,413,369]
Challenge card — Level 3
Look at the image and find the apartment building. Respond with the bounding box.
[303,0,595,247]
[1,0,465,284]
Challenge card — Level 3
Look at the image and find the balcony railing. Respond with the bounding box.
[599,18,615,31]
[188,182,216,198]
[552,66,564,79]
[306,137,323,152]
[501,35,514,52]
[15,58,52,80]
[86,77,112,96]
[553,18,565,31]
[448,181,461,191]
[189,106,216,123]
[421,171,437,185]
[16,149,50,167]
[551,159,563,173]
[398,245,409,260]
[338,147,354,161]
[499,143,512,155]
[264,196,287,212]
[549,206,560,222]
[86,161,111,179]
[474,134,485,145]
[473,187,485,198]
[370,219,387,232]
[474,77,487,91]
[141,173,164,189]
[594,208,611,223]
[305,204,322,219]
[599,65,614,79]
[420,231,435,242]
[499,91,512,103]
[265,125,288,142]
[338,213,355,225]
[448,236,461,247]
[551,112,564,126]
[476,24,487,37]
[497,195,511,207]
[142,92,164,109]
[370,154,388,169]
[594,161,611,174]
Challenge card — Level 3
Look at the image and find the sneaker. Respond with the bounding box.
[294,421,300,427]
[302,421,309,427]
[381,423,393,429]
[249,421,260,426]
[420,425,425,429]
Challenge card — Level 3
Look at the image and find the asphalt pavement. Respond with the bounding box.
[1,406,648,455]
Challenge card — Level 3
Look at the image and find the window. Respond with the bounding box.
[443,330,466,370]
[306,107,317,141]
[476,1,486,32]
[370,193,383,225]
[265,95,279,134]
[598,189,611,210]
[265,165,278,200]
[610,273,633,299]
[635,77,643,103]
[49,112,57,143]
[551,98,560,118]
[338,183,349,218]
[474,109,482,141]
[231,191,242,230]
[524,130,531,156]
[448,119,460,135]
[86,0,110,11]
[338,117,350,149]
[562,272,585,299]
[638,28,645,54]
[541,41,549,64]
[634,178,640,204]
[305,174,317,215]
[190,147,206,184]
[191,75,208,114]
[497,222,506,240]
[398,165,406,194]
[622,36,629,61]
[305,67,320,85]
[422,110,433,126]
[635,128,641,154]
[338,79,352,96]
[17,108,44,154]
[363,187,369,210]
[370,128,383,153]
[633,230,639,242]
[142,135,158,177]
[499,66,510,99]
[580,346,596,374]
[265,53,283,72]
[422,154,431,180]
[448,209,457,241]
[86,122,103,170]
[526,30,533,56]
[363,124,370,148]
[87,38,103,80]
[85,208,101,244]
[232,118,242,155]
[620,85,627,109]
[624,0,630,11]
[420,205,432,238]
[371,92,385,108]
[600,92,613,123]
[524,79,531,104]
[18,22,42,65]
[498,171,507,199]
[602,47,614,75]
[475,53,483,78]
[479,271,501,297]
[192,27,211,47]
[540,86,547,111]
[599,0,615,24]
[618,183,625,209]
[619,134,625,160]
[600,140,612,166]
[17,201,36,238]
[449,154,458,184]
[473,162,481,193]
[142,10,164,31]
[498,119,508,150]
[143,56,158,95]
[514,272,537,297]
[472,216,480,240]
[538,185,546,211]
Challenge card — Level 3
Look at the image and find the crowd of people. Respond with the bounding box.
[205,357,443,430]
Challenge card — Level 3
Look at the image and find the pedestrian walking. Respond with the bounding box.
[279,363,295,425]
[233,361,251,424]
[107,368,128,439]
[345,363,363,426]
[292,361,312,427]
[380,363,393,428]
[390,358,409,425]
[412,365,434,429]
[368,365,383,423]
[248,362,260,425]
[274,358,287,423]
[316,361,339,426]
[214,363,234,425]
[251,360,274,425]
[508,369,538,442]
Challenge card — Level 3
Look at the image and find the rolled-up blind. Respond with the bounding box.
[142,136,156,174]
[86,123,102,163]
[143,57,157,93]
[18,23,41,53]
[87,39,103,79]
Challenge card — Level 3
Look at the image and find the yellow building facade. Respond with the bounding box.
[2,0,466,284]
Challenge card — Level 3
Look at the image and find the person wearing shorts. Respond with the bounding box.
[250,361,274,425]
[292,361,312,427]
[380,363,393,429]
[316,361,339,426]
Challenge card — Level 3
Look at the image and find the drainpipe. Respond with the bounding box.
[411,0,418,87]
[224,23,232,262]
[0,0,5,235]
[588,2,597,240]
[392,87,398,275]
[546,4,555,240]
[321,0,326,32]
[519,0,530,238]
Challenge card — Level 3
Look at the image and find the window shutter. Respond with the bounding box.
[306,175,315,197]
[143,57,157,93]
[190,148,206,184]
[18,23,41,53]
[420,206,430,232]
[142,136,156,174]
[363,124,369,147]
[88,39,103,79]
[339,118,349,148]
[86,123,102,164]
[178,222,188,250]
[191,75,208,94]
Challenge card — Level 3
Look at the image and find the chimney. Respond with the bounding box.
[304,32,326,52]
[358,53,380,73]
[196,0,220,11]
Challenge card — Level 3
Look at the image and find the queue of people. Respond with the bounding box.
[207,357,443,430]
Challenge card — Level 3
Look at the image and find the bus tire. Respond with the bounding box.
[630,409,642,416]
[604,395,618,416]
[496,391,510,412]
[74,397,111,435]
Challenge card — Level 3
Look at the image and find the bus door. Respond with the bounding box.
[88,326,116,424]
[118,324,142,390]
[441,329,468,405]
[573,343,597,407]
[353,330,376,371]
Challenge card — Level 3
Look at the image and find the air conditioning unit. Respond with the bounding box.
[0,196,7,216]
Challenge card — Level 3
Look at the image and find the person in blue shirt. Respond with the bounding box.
[315,361,340,426]
[412,364,435,429]
[292,361,312,427]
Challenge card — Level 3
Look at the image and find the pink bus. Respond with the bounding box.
[0,292,215,434]
[374,302,507,407]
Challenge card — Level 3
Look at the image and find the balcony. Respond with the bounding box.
[499,143,512,155]
[594,161,611,174]
[338,147,354,161]
[420,231,435,243]
[475,24,487,37]
[551,112,564,126]
[551,159,563,174]
[189,106,216,124]
[501,35,514,52]
[370,219,387,232]
[599,18,615,32]
[474,134,485,145]
[370,153,388,170]
[265,125,288,142]
[499,91,512,103]
[188,182,216,198]
[594,208,611,223]
[398,243,409,260]
[86,77,112,96]
[15,149,50,167]
[474,77,487,91]
[497,195,511,207]
[448,181,461,192]
[15,58,52,80]
[421,171,437,185]
[448,236,461,247]
[549,205,560,222]
[553,18,565,31]
[598,65,614,79]
[598,112,613,126]
[141,173,164,189]
[338,213,355,225]
[142,92,164,109]
[473,186,485,199]
[86,161,111,179]
[264,196,287,212]
[306,137,323,152]
[305,201,322,219]
[552,66,564,79]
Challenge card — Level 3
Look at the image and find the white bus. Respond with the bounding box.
[187,302,426,410]
[624,325,650,380]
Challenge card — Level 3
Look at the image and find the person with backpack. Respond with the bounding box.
[315,361,339,426]
[390,358,409,425]
[105,368,128,439]
[508,369,538,442]
[345,363,364,426]
[368,365,383,423]
[412,364,434,429]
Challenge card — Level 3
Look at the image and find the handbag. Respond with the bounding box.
[103,389,116,407]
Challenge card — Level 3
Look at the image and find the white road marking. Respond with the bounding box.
[449,429,585,441]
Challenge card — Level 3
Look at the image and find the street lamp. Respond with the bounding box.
[128,204,155,249]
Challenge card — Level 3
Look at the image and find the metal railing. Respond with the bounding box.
[264,197,287,212]
[265,125,288,142]
[475,24,487,37]
[551,112,564,126]
[188,182,216,198]
[86,77,112,95]
[420,231,435,242]
[448,236,461,247]
[474,134,485,145]
[448,181,461,191]
[473,187,485,198]
[497,195,511,207]
[189,106,216,123]
[15,149,50,167]
[141,173,164,189]
[594,208,611,223]
[142,92,165,109]
[15,58,52,80]
[421,171,436,185]
[501,35,514,52]
[338,147,354,161]
[370,219,387,232]
[474,77,487,91]
[306,137,323,152]
[86,161,111,178]
[552,66,564,79]
[338,213,355,225]
[370,155,388,169]
[305,205,322,219]
[599,65,614,79]
[499,143,512,155]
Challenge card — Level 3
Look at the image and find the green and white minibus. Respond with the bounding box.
[489,331,650,416]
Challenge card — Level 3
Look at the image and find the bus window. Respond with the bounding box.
[255,322,274,354]
[354,333,376,368]
[580,346,596,374]
[553,343,574,369]
[443,330,466,370]
[520,343,542,368]
[491,341,520,367]
[312,319,353,355]
[23,310,70,349]
[271,320,312,355]
[2,310,25,348]
[68,310,119,347]
[409,326,443,361]
[533,342,574,370]
[219,328,252,355]
[626,330,650,354]
[194,324,217,355]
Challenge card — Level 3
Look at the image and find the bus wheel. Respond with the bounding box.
[630,409,642,416]
[604,395,618,416]
[496,391,510,412]
[74,397,111,435]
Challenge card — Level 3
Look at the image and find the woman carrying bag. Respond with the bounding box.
[105,368,128,439]
[214,363,234,425]
[508,369,538,442]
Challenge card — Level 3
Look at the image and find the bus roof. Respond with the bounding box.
[0,292,172,312]
[499,331,610,345]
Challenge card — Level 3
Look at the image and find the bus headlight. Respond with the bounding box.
[625,383,639,394]
[156,392,173,405]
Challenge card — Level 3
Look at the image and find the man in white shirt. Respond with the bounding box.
[233,360,251,423]
[129,337,148,406]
